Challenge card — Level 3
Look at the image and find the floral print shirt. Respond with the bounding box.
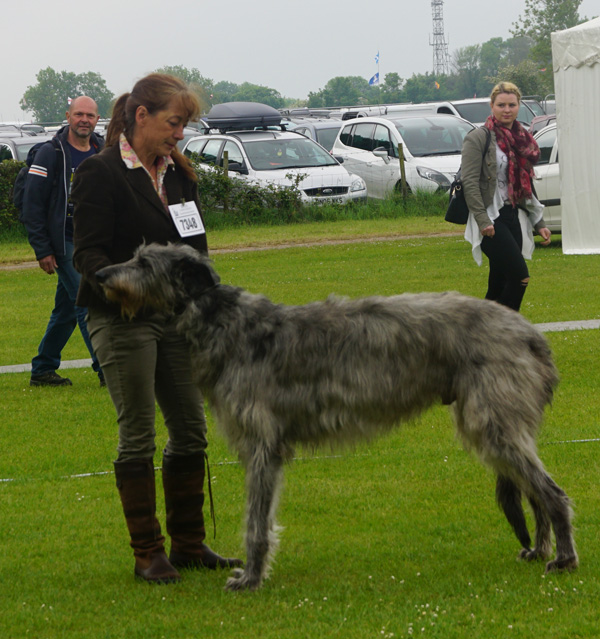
[119,133,174,209]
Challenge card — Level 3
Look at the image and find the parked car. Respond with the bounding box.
[0,134,56,162]
[183,102,367,205]
[0,122,46,135]
[340,98,537,129]
[530,113,556,136]
[330,114,474,198]
[177,126,209,150]
[522,98,546,118]
[533,122,561,232]
[286,119,343,152]
[542,99,556,114]
[444,98,537,128]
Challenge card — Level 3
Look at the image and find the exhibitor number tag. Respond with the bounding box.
[168,201,205,238]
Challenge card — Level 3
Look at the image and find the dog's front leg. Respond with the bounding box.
[225,447,284,591]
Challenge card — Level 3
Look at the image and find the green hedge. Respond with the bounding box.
[0,158,308,235]
[0,160,25,232]
[0,158,447,236]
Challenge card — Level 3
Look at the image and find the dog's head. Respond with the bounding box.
[95,243,220,318]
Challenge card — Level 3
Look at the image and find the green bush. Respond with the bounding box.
[0,160,25,231]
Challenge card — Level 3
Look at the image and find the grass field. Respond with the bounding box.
[1,222,599,638]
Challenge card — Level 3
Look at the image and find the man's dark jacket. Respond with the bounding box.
[21,126,104,260]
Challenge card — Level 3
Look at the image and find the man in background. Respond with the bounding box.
[22,96,104,387]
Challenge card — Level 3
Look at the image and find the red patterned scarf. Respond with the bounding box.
[484,115,540,206]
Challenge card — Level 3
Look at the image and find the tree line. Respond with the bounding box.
[18,0,587,123]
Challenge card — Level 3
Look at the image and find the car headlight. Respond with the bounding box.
[416,166,451,189]
[350,174,367,192]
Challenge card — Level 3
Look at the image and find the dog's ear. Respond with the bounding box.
[177,256,220,297]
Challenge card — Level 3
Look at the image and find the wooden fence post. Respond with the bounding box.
[222,150,229,212]
[397,143,408,199]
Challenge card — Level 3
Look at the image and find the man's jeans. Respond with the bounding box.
[31,241,101,377]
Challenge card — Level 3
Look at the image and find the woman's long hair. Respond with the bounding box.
[106,73,200,181]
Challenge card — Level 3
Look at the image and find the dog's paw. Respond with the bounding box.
[545,555,579,573]
[224,568,262,592]
[519,547,550,562]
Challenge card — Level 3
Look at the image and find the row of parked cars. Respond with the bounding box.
[1,98,561,230]
[180,100,561,230]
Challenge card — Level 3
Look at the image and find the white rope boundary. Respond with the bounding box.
[2,442,598,485]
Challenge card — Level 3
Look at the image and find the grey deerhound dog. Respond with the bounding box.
[96,243,578,590]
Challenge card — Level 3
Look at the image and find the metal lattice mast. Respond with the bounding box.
[430,0,449,76]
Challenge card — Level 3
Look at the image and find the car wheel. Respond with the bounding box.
[394,180,412,195]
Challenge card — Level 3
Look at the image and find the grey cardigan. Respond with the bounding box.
[460,127,547,233]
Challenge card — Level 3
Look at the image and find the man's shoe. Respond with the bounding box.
[30,372,73,387]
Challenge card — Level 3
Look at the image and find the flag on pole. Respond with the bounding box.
[375,51,380,64]
[369,72,380,86]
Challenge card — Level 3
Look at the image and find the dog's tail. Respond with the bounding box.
[496,475,532,550]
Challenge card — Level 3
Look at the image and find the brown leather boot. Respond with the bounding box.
[114,458,181,583]
[162,452,243,570]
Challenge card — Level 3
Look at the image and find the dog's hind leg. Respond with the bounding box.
[491,445,577,572]
[496,475,531,551]
[518,492,552,562]
[524,469,578,572]
[225,447,284,591]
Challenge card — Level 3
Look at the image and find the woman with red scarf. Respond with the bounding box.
[461,82,551,312]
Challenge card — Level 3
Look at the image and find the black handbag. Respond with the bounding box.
[445,128,492,225]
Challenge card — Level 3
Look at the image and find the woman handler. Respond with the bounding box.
[72,73,242,583]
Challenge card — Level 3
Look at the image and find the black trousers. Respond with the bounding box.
[480,205,530,312]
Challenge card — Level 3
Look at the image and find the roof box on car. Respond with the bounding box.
[205,102,283,131]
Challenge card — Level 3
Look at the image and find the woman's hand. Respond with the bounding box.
[539,227,551,246]
[481,224,495,238]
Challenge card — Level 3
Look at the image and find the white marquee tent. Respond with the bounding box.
[551,17,600,254]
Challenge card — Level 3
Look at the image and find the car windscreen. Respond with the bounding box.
[392,118,473,157]
[243,138,338,171]
[452,102,491,124]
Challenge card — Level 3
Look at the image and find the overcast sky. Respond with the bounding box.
[2,0,600,121]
